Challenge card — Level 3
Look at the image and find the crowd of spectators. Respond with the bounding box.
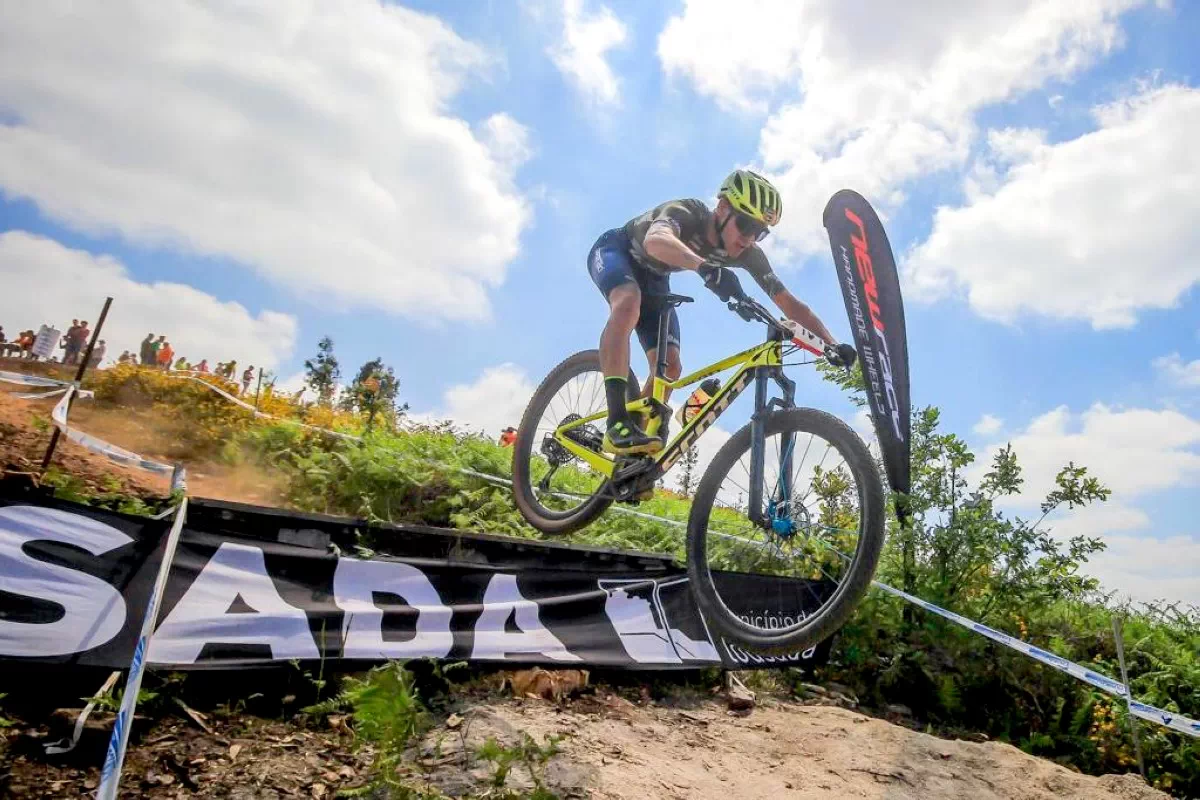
[1,319,259,396]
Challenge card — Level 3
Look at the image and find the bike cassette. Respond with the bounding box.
[541,413,603,467]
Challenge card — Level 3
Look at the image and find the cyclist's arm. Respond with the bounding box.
[642,220,707,271]
[771,289,838,348]
[742,247,839,346]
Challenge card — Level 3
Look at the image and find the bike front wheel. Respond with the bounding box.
[686,407,885,655]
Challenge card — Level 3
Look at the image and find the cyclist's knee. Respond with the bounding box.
[664,347,683,380]
[607,284,641,329]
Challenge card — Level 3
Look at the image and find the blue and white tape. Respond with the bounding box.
[0,370,75,388]
[872,581,1200,738]
[97,499,188,800]
[49,387,179,478]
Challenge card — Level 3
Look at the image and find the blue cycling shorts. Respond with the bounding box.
[586,227,680,353]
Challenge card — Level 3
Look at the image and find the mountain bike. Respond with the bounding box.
[510,286,886,655]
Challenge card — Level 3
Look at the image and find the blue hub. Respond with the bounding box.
[767,499,797,538]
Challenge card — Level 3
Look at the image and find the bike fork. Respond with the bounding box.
[748,368,769,527]
[748,366,796,528]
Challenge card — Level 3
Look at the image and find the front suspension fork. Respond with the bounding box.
[748,366,796,528]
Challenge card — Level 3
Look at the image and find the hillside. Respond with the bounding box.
[0,366,1192,798]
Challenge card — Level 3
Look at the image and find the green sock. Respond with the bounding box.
[605,376,630,428]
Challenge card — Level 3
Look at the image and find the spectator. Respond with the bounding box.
[61,319,81,364]
[68,320,91,365]
[156,339,174,370]
[196,359,210,374]
[117,350,133,365]
[88,339,107,368]
[153,335,167,369]
[140,333,156,366]
[0,326,21,358]
[499,426,517,447]
[225,359,237,380]
[241,365,255,395]
[174,356,188,371]
[16,330,35,358]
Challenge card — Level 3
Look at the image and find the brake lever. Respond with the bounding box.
[727,300,758,323]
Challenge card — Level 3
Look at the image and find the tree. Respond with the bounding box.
[678,444,700,498]
[304,336,341,407]
[340,357,409,431]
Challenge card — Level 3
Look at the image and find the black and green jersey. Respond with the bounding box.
[621,198,786,297]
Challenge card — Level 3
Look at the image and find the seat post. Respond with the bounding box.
[654,306,671,380]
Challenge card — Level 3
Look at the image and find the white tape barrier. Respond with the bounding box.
[873,581,1200,738]
[44,671,121,755]
[0,369,75,388]
[7,387,95,401]
[50,387,178,478]
[97,498,188,800]
[168,373,362,441]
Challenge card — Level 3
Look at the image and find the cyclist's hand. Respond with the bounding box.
[701,264,745,303]
[825,342,858,369]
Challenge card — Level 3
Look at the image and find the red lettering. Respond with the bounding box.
[844,207,867,242]
[846,207,887,333]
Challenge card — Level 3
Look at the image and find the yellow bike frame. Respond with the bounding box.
[553,339,784,477]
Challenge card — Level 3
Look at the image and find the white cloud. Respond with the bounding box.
[0,231,296,369]
[414,363,537,439]
[974,406,1200,608]
[545,0,628,105]
[1153,352,1200,387]
[976,403,1200,508]
[0,1,531,322]
[1050,503,1200,607]
[973,414,1004,437]
[658,0,1149,260]
[1090,532,1200,608]
[906,85,1200,328]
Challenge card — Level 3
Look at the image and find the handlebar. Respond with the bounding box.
[724,294,829,358]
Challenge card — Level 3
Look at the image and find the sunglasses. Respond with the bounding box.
[731,210,770,242]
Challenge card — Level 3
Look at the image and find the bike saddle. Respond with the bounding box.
[650,292,694,306]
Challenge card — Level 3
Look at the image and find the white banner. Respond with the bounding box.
[31,325,60,360]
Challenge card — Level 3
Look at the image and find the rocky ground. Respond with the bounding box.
[0,673,1168,800]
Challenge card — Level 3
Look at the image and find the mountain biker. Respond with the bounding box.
[587,168,856,455]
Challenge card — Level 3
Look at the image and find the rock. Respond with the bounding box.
[886,704,913,717]
[506,668,590,701]
[726,683,756,712]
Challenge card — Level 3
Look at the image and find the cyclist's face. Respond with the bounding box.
[719,205,759,256]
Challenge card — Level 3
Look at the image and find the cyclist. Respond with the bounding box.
[587,168,856,455]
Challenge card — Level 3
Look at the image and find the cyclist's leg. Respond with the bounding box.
[636,274,682,404]
[587,229,659,454]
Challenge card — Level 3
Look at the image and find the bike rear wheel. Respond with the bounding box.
[511,349,638,536]
[686,407,885,655]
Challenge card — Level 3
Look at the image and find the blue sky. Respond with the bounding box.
[1,0,1198,606]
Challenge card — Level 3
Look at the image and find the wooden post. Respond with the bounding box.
[253,367,264,410]
[1112,615,1147,780]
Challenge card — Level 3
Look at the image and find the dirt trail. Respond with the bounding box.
[420,693,1167,800]
[0,388,285,506]
[1,687,1167,800]
[0,387,166,496]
